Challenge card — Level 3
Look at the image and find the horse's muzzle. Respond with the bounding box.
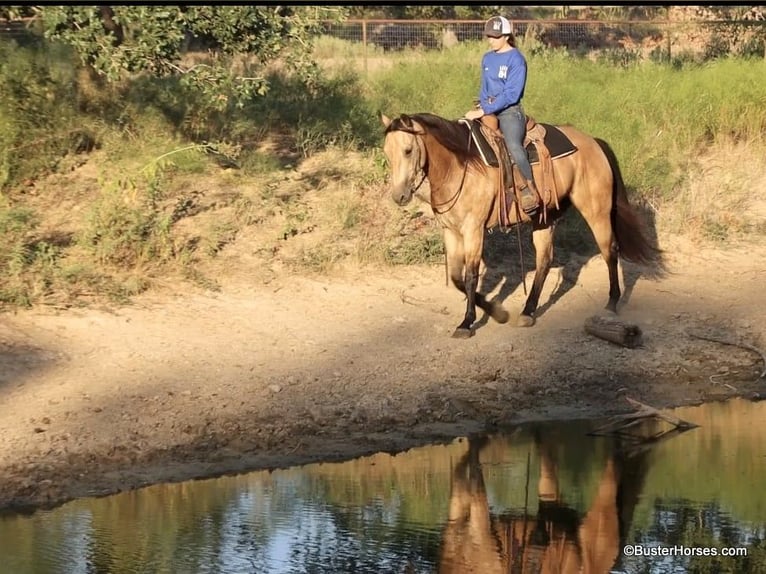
[391,186,413,206]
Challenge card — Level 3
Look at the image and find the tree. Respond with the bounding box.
[7,6,346,110]
[689,6,766,59]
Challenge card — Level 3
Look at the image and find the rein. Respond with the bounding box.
[429,128,472,216]
[411,169,428,196]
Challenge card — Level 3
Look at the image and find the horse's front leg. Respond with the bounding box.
[455,250,480,338]
[443,229,473,337]
[445,227,508,338]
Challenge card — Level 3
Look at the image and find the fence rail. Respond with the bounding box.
[319,18,766,62]
[0,20,33,40]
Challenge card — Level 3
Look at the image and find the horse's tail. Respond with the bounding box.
[596,138,666,272]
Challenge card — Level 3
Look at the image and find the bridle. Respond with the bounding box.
[429,127,471,216]
[393,122,471,216]
[411,167,428,197]
[399,126,428,200]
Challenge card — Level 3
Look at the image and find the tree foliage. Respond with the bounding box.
[346,6,499,20]
[343,5,765,22]
[5,6,346,110]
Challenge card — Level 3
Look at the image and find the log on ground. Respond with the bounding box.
[584,314,643,348]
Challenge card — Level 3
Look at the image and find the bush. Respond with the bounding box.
[0,39,90,188]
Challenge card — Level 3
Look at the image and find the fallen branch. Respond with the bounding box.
[589,396,698,437]
[624,397,698,429]
[399,291,450,315]
[686,329,766,380]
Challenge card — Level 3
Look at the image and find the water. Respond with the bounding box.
[1,398,765,574]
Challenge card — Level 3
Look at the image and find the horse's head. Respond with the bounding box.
[381,113,427,206]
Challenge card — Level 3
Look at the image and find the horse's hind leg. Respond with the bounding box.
[590,218,621,312]
[518,225,555,327]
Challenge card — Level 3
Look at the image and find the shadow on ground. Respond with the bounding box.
[472,195,664,333]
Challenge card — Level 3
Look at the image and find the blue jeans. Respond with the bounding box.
[497,104,533,182]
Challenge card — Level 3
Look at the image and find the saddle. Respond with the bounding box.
[462,115,562,228]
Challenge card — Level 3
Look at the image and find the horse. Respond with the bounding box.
[380,112,663,338]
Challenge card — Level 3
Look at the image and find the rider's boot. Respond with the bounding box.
[519,178,540,216]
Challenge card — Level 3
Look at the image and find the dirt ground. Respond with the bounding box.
[1,234,765,513]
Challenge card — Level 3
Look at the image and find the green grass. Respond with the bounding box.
[367,42,766,202]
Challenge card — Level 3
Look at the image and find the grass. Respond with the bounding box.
[658,138,766,241]
[1,34,765,308]
[368,42,766,201]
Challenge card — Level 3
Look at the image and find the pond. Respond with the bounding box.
[1,398,764,573]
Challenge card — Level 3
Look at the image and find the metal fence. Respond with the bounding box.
[3,16,765,63]
[319,18,766,63]
[0,19,32,40]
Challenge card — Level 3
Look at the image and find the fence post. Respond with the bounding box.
[666,8,672,62]
[667,25,672,62]
[362,19,368,75]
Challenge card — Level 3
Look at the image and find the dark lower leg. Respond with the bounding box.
[455,266,479,333]
[605,254,621,312]
[452,278,508,326]
[522,228,554,318]
[522,267,550,317]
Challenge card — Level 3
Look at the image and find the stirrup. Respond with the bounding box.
[519,188,539,215]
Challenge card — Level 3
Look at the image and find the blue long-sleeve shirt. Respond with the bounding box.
[478,48,527,115]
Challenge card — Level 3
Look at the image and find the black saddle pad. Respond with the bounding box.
[464,120,577,167]
[528,124,577,163]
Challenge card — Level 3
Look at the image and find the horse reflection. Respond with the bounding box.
[438,434,648,574]
[438,436,507,574]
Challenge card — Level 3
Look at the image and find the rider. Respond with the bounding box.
[464,15,539,216]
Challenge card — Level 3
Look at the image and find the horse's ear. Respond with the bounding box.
[380,113,392,128]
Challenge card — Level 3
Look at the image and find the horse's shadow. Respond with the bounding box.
[473,200,663,330]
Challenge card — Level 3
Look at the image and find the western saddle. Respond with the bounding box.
[479,114,560,228]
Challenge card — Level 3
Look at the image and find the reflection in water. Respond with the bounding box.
[438,432,629,574]
[1,398,765,573]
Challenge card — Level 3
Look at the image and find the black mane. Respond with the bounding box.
[386,113,484,167]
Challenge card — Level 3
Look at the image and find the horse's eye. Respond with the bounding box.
[404,147,413,156]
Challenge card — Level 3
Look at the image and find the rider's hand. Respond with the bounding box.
[465,109,484,121]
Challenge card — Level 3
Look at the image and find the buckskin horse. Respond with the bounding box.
[380,112,663,338]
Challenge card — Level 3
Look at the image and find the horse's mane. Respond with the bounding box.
[386,113,485,168]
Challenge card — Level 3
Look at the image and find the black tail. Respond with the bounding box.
[596,138,666,273]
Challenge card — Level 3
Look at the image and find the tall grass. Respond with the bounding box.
[366,41,766,204]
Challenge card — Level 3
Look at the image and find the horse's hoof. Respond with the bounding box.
[516,314,536,328]
[492,304,510,324]
[452,327,475,339]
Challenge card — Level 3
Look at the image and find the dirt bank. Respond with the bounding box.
[1,236,764,513]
